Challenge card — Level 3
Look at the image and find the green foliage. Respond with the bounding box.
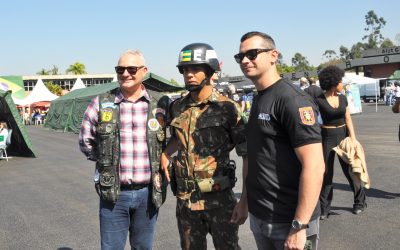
[66,62,87,75]
[45,81,63,96]
[291,53,315,72]
[37,68,50,75]
[318,59,344,70]
[339,46,351,60]
[50,65,60,75]
[276,63,295,74]
[322,50,337,60]
[362,10,387,49]
[170,78,181,86]
[381,39,395,48]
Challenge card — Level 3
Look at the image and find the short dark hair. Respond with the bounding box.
[240,31,276,49]
[318,65,345,91]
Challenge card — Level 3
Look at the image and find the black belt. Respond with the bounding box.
[120,183,148,191]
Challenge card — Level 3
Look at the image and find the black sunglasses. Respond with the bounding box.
[234,48,274,63]
[115,66,144,75]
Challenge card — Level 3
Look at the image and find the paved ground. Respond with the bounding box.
[0,103,399,250]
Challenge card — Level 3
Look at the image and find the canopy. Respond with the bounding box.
[70,78,86,92]
[0,90,36,157]
[13,79,59,106]
[45,72,183,133]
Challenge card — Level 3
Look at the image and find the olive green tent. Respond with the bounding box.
[45,72,183,133]
[0,90,36,157]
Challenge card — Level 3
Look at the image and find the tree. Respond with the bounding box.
[276,63,295,74]
[339,46,351,60]
[381,38,395,48]
[45,81,63,96]
[291,53,311,72]
[66,62,87,75]
[362,10,387,49]
[50,65,60,75]
[322,50,337,60]
[37,68,50,75]
[318,58,343,70]
[350,42,366,59]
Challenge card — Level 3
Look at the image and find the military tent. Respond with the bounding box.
[0,90,36,157]
[45,72,183,133]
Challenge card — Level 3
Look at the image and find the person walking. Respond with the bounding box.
[234,31,325,250]
[161,43,248,250]
[315,65,367,219]
[79,50,168,250]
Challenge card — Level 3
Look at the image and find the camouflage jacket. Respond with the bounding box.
[169,91,247,210]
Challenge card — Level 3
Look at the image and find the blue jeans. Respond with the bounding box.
[99,187,158,250]
[250,213,319,250]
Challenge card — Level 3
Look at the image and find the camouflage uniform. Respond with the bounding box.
[169,91,247,250]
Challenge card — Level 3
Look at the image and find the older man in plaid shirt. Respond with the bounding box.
[79,50,167,250]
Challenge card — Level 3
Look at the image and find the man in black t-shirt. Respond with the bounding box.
[233,31,325,250]
[304,77,324,100]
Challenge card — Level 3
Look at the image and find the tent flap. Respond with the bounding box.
[0,90,36,157]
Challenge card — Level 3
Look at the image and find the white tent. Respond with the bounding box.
[69,78,86,92]
[13,79,59,106]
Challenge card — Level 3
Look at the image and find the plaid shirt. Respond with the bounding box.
[79,87,151,184]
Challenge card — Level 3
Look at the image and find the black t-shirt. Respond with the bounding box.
[315,94,347,126]
[246,78,322,223]
[304,85,323,99]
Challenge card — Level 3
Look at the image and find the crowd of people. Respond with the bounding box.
[18,108,48,125]
[78,31,373,250]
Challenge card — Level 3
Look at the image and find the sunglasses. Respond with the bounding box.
[115,66,144,75]
[234,48,274,63]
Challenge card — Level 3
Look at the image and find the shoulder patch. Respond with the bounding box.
[299,107,315,125]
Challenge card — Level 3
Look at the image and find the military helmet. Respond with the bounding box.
[177,43,220,74]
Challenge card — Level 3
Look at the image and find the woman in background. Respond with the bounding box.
[316,66,367,220]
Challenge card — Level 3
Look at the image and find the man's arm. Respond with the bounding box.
[79,96,99,161]
[285,142,325,250]
[230,155,248,225]
[161,136,178,182]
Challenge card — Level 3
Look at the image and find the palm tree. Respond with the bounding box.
[50,65,60,75]
[66,62,87,75]
[37,68,50,75]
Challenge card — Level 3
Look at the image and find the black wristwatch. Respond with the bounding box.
[291,219,309,230]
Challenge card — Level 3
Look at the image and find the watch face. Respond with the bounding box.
[292,220,302,230]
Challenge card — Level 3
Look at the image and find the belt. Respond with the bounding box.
[120,183,148,191]
[321,124,346,129]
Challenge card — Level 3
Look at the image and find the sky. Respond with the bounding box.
[1,0,399,83]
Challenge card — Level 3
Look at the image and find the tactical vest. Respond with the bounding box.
[96,88,168,208]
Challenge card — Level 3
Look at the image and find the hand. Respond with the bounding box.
[230,198,248,225]
[160,153,170,183]
[284,228,307,250]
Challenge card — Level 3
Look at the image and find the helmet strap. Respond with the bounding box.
[185,68,214,92]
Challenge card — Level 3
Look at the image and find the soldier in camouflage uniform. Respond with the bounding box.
[161,43,248,250]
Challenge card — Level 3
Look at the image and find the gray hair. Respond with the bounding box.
[119,50,146,65]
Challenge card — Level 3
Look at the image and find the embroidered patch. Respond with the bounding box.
[152,108,166,117]
[100,108,113,122]
[299,107,315,125]
[148,118,160,131]
[101,102,115,109]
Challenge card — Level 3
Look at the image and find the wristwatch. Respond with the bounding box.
[291,219,309,230]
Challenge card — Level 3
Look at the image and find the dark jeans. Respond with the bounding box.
[99,187,158,250]
[319,127,366,215]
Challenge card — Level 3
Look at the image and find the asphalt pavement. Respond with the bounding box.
[0,103,399,250]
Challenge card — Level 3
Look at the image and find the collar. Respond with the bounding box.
[114,85,150,104]
[185,91,220,107]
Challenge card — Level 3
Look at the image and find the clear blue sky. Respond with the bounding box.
[1,0,399,83]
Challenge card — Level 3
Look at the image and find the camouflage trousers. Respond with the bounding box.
[176,198,240,250]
